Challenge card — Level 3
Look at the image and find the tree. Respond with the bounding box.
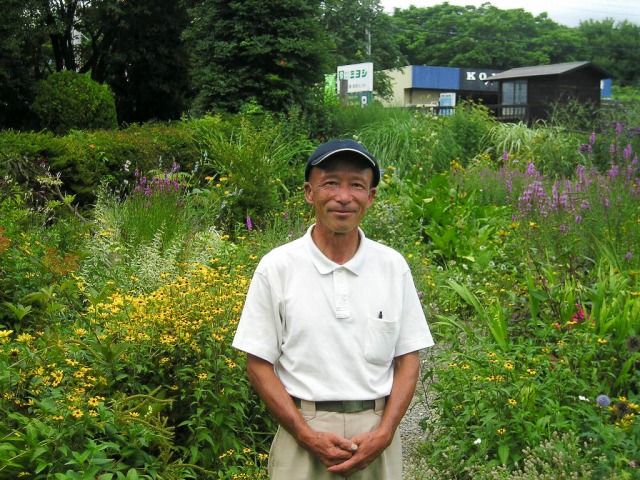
[99,0,190,122]
[320,0,404,98]
[185,0,330,113]
[0,1,49,129]
[390,3,584,69]
[578,19,640,86]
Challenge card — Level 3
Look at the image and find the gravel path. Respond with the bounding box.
[399,347,439,479]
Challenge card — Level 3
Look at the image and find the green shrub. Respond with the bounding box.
[192,114,311,232]
[0,121,202,205]
[32,71,117,134]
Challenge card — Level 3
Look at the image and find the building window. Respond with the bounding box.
[502,80,527,119]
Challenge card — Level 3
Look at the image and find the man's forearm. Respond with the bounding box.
[376,351,421,444]
[246,353,356,466]
[246,353,311,441]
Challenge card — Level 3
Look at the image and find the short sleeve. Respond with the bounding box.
[232,270,282,364]
[395,269,434,356]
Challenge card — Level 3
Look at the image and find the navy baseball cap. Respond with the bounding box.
[305,139,381,187]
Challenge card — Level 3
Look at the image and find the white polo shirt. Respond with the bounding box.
[232,226,434,401]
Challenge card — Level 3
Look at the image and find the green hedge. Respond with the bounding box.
[0,122,202,204]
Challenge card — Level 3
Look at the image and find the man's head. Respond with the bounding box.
[304,140,379,236]
[305,139,380,188]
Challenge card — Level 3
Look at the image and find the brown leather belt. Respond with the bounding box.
[292,397,376,413]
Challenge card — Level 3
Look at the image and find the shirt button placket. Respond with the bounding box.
[334,268,350,319]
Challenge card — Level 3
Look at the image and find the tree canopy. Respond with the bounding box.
[1,0,639,130]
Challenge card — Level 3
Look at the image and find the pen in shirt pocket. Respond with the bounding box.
[378,311,383,319]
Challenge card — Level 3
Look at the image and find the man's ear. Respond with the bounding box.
[303,182,314,205]
[368,186,377,204]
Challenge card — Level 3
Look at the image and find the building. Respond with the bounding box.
[488,61,612,122]
[380,65,501,109]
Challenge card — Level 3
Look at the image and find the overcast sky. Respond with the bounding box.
[380,0,640,27]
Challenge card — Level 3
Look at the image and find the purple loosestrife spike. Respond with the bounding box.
[526,162,537,177]
[589,131,596,145]
[625,251,633,261]
[579,144,591,154]
[608,164,620,179]
[615,122,624,136]
[575,214,583,223]
[502,151,509,163]
[623,144,633,161]
[246,215,253,231]
[581,200,590,210]
[597,394,611,407]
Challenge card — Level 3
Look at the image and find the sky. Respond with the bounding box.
[379,0,640,27]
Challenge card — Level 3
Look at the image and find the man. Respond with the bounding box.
[232,139,434,479]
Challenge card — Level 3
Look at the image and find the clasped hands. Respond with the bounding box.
[304,428,391,477]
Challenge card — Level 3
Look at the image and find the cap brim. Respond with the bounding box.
[310,148,377,169]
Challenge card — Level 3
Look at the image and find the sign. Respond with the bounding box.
[459,68,501,92]
[337,62,373,93]
[438,92,456,116]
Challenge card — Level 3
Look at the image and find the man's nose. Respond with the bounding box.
[334,184,352,202]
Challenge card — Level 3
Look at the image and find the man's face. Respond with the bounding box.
[304,155,376,236]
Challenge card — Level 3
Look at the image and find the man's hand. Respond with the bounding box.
[298,430,358,467]
[326,428,391,476]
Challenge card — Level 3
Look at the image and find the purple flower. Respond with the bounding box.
[589,131,597,145]
[579,144,592,154]
[597,394,611,407]
[625,251,633,261]
[610,143,617,156]
[580,200,590,210]
[246,215,254,231]
[559,224,568,234]
[526,162,537,177]
[502,151,510,163]
[623,144,633,161]
[608,164,620,179]
[575,214,583,223]
[614,122,624,136]
[603,197,610,208]
[171,161,180,173]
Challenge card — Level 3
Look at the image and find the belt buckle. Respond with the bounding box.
[343,400,364,413]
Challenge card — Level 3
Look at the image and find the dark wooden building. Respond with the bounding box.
[488,61,611,122]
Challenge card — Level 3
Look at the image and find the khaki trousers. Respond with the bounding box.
[268,399,402,479]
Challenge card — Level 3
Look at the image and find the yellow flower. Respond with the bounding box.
[597,338,608,345]
[503,362,514,370]
[0,329,13,343]
[129,412,140,417]
[74,328,87,336]
[17,333,34,343]
[497,428,507,435]
[527,368,537,376]
[71,410,83,419]
[507,398,517,407]
[197,372,208,381]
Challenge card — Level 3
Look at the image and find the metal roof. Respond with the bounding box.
[488,61,610,81]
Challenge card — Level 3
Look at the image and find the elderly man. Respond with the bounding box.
[232,139,434,479]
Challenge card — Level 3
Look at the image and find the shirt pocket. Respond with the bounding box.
[364,316,400,366]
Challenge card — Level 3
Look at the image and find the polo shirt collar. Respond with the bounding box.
[305,225,367,275]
